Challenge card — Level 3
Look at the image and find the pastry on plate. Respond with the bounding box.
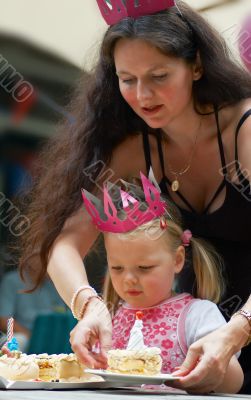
[107,347,162,375]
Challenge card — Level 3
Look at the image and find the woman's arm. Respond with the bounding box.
[228,295,251,350]
[46,133,153,366]
[215,356,243,393]
[47,206,99,307]
[48,132,149,303]
[47,206,112,367]
[46,137,145,366]
[172,295,251,393]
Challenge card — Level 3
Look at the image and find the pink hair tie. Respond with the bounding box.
[160,216,168,230]
[181,229,192,247]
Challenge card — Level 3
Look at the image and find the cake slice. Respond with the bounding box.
[33,353,93,382]
[107,347,162,375]
[34,354,57,381]
[57,353,85,379]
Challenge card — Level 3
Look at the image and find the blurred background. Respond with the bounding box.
[0,0,250,353]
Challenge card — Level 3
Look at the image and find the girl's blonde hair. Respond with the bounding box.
[103,196,225,316]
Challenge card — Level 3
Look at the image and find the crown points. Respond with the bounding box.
[96,0,175,25]
[103,187,118,217]
[81,170,166,233]
[121,189,139,208]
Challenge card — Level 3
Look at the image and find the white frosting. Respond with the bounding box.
[0,355,39,380]
[0,353,95,382]
[108,347,161,357]
[126,319,147,350]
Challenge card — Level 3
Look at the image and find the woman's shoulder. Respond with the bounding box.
[109,132,161,181]
[230,99,251,167]
[225,99,251,133]
[234,98,251,120]
[219,100,251,159]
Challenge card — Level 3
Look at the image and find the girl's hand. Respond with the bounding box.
[168,320,244,393]
[70,298,112,369]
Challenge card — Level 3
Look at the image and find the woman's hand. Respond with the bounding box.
[168,319,246,393]
[70,298,112,369]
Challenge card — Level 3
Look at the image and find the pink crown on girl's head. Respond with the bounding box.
[96,0,175,25]
[81,168,166,233]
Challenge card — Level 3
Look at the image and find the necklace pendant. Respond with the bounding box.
[171,179,179,192]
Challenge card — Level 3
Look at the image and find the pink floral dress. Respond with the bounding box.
[112,293,196,374]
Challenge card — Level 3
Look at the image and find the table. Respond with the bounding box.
[0,388,250,400]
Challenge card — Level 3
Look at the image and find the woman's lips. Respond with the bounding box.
[141,105,163,115]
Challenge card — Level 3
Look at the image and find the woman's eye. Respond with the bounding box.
[152,74,168,80]
[121,78,135,84]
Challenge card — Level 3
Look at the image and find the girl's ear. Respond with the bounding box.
[193,51,203,81]
[174,245,185,274]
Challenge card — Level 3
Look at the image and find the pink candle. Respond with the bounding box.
[7,317,14,342]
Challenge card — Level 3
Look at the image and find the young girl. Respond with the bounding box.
[82,171,243,393]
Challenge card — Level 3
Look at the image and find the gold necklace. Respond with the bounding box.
[166,119,202,192]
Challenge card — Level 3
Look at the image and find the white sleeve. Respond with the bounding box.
[185,300,241,358]
[185,300,226,347]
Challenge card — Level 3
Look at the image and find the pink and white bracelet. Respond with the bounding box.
[70,285,97,320]
[78,294,104,320]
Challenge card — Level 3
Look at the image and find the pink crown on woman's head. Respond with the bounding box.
[81,168,166,233]
[96,0,176,25]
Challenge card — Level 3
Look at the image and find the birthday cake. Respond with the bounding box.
[0,354,39,381]
[0,352,102,382]
[0,318,102,382]
[108,312,162,375]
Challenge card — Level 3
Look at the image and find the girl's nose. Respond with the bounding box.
[124,271,138,285]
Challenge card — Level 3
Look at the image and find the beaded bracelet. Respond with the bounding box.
[78,295,104,321]
[70,285,97,320]
[231,308,251,346]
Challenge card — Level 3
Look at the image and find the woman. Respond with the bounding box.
[20,1,251,393]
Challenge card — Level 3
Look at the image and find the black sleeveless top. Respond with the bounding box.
[142,108,251,392]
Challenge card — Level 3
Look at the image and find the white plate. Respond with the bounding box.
[84,369,179,385]
[0,375,114,390]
